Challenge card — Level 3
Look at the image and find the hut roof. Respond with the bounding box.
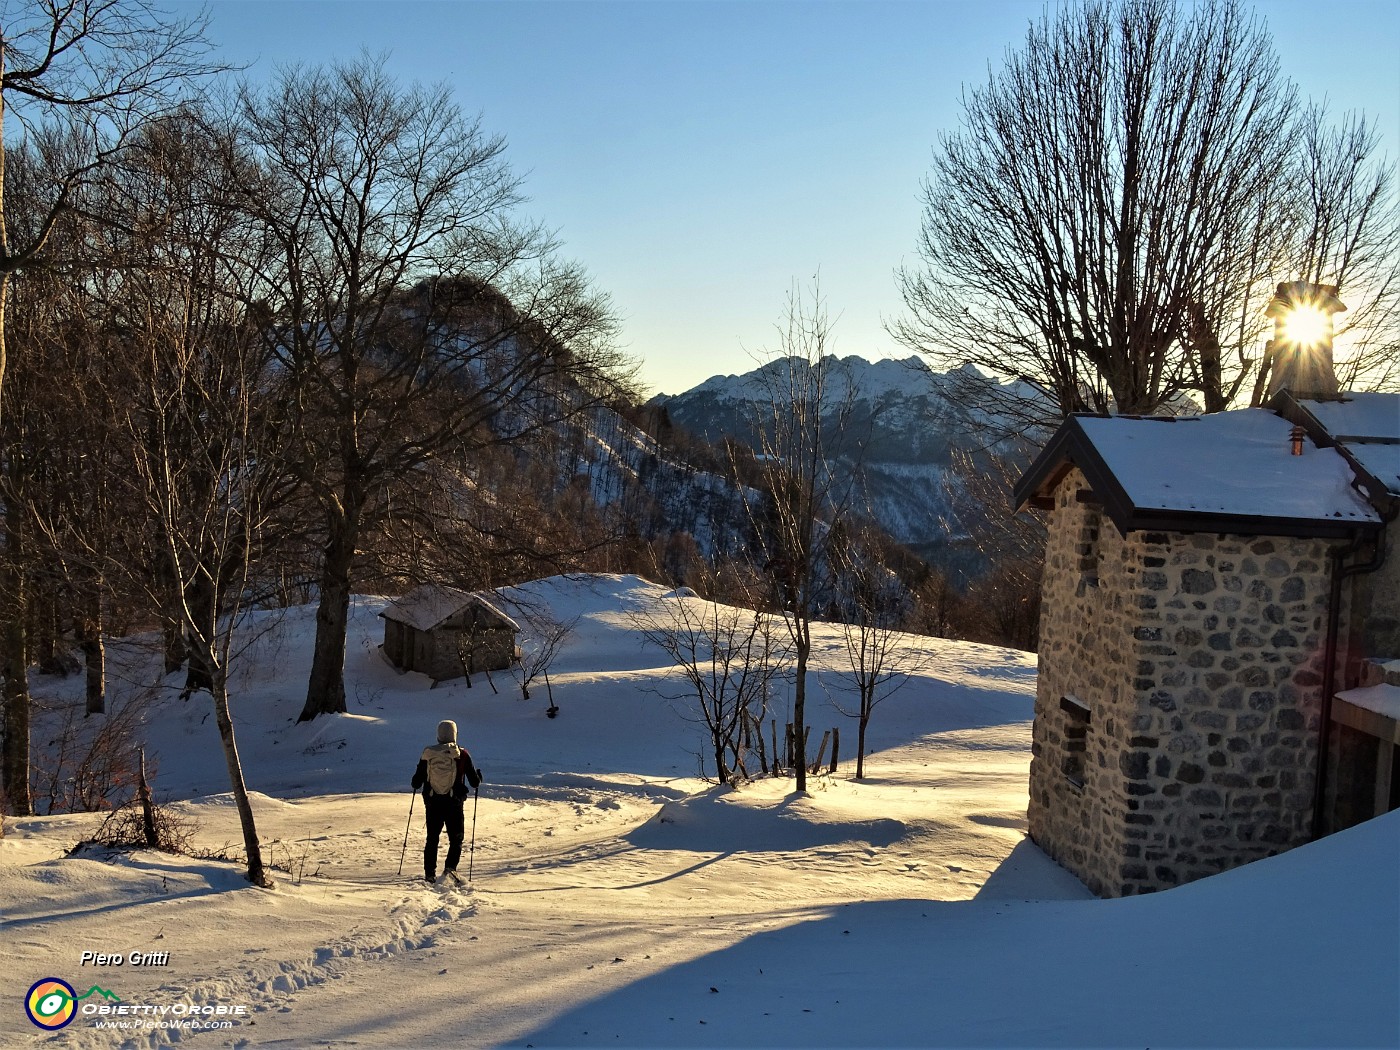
[379,585,520,633]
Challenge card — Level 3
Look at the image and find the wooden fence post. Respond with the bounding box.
[810,730,830,774]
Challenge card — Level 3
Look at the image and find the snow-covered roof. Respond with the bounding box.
[380,585,519,632]
[1292,392,1400,442]
[1284,392,1400,499]
[1015,407,1382,538]
[1341,441,1400,499]
[1336,683,1400,724]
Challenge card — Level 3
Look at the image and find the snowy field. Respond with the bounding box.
[2,575,1396,1048]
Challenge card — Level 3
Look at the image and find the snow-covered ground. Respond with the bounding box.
[2,575,1396,1048]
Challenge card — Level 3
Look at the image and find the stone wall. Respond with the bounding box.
[1029,468,1342,896]
[1029,468,1140,896]
[1354,523,1400,662]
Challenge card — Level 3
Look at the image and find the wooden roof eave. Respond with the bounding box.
[1011,415,1082,512]
[1013,415,1138,532]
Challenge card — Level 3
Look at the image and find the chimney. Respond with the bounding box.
[1265,281,1345,401]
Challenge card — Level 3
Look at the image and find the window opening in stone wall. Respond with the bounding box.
[1059,694,1091,789]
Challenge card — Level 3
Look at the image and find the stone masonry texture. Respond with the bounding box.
[1028,468,1342,896]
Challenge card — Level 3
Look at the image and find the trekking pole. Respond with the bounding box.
[467,783,480,882]
[397,791,416,876]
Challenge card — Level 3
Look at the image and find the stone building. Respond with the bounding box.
[380,586,520,684]
[1013,370,1398,894]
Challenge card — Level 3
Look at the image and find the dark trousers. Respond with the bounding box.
[422,793,465,878]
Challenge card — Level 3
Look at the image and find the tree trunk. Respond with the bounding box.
[1,510,30,815]
[163,621,185,676]
[299,519,356,722]
[137,748,157,848]
[0,274,28,809]
[157,549,187,675]
[792,636,809,793]
[78,572,105,714]
[81,627,105,716]
[713,725,730,785]
[209,667,268,886]
[0,94,9,432]
[856,713,870,781]
[32,586,59,674]
[181,566,216,699]
[1191,303,1229,414]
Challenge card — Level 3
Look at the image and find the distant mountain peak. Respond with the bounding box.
[649,355,1041,561]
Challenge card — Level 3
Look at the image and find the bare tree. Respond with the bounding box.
[35,684,155,815]
[894,0,1399,429]
[905,568,962,640]
[0,137,114,812]
[0,3,219,816]
[16,267,121,719]
[128,315,277,887]
[943,446,1046,650]
[508,605,576,704]
[233,57,623,723]
[1269,107,1400,396]
[98,111,283,887]
[829,530,927,780]
[633,589,786,784]
[0,0,221,426]
[0,321,33,812]
[739,281,861,793]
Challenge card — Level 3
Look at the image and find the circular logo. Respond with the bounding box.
[26,978,77,1030]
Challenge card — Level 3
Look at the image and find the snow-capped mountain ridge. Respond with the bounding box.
[680,354,937,404]
[654,355,1036,559]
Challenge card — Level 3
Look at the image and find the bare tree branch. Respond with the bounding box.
[894,0,1399,428]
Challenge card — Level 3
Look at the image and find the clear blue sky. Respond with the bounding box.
[199,0,1400,395]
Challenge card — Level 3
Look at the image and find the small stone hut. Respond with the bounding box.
[380,586,520,683]
[1014,387,1399,897]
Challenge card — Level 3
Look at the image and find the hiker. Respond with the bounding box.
[411,719,482,883]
